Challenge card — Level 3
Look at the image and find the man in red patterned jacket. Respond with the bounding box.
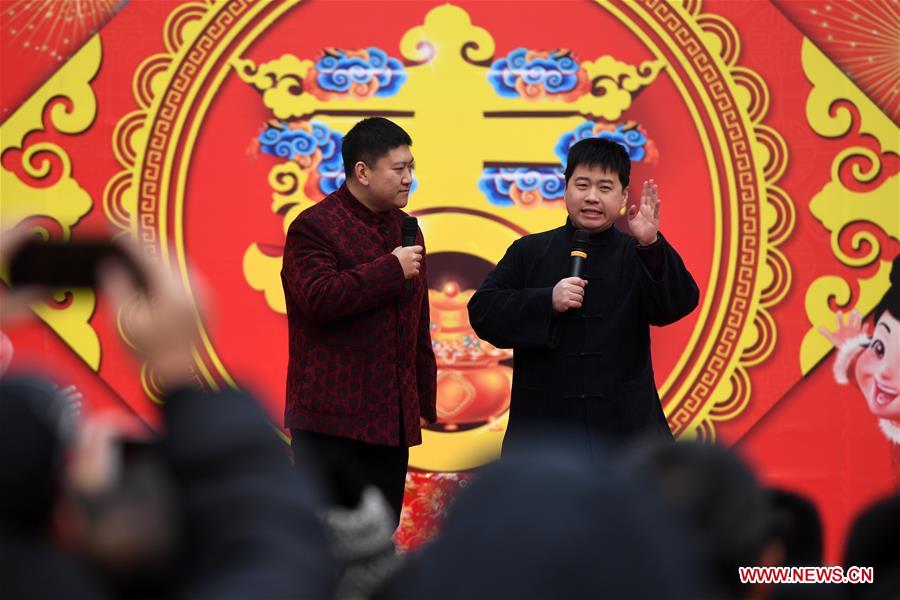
[281,117,436,525]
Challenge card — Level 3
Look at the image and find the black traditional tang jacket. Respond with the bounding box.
[468,221,699,454]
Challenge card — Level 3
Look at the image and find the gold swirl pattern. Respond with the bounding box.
[581,56,666,120]
[761,248,791,308]
[682,0,702,18]
[103,0,258,395]
[766,186,795,247]
[800,39,899,374]
[692,419,715,443]
[102,0,797,462]
[0,36,103,370]
[141,359,206,405]
[133,55,173,111]
[755,125,788,184]
[832,147,882,186]
[112,111,147,168]
[140,363,166,405]
[400,5,495,66]
[114,292,141,351]
[243,244,286,315]
[164,1,211,55]
[103,171,134,232]
[833,219,889,269]
[741,311,777,368]
[268,161,313,235]
[708,365,751,421]
[696,13,740,67]
[612,0,794,440]
[731,67,769,124]
[232,54,315,119]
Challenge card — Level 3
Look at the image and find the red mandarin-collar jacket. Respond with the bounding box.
[281,184,437,446]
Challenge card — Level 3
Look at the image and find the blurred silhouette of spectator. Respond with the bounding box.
[843,495,900,600]
[385,431,695,600]
[768,488,823,567]
[0,376,110,599]
[627,440,779,600]
[159,387,333,599]
[0,228,109,597]
[2,231,335,599]
[767,488,841,600]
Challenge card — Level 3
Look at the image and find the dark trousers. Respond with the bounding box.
[290,429,409,528]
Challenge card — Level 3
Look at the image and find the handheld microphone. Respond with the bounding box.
[402,216,418,291]
[569,230,589,278]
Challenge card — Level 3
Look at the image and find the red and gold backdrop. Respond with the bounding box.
[1,0,897,561]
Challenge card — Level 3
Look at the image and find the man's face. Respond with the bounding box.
[564,165,628,233]
[854,311,900,420]
[359,145,414,212]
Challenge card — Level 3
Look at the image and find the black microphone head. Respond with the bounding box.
[402,216,418,246]
[569,230,590,279]
[573,229,590,249]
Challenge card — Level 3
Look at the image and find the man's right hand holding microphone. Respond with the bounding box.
[392,245,423,280]
[552,277,587,313]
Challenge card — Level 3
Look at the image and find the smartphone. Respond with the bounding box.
[120,438,161,466]
[7,238,146,289]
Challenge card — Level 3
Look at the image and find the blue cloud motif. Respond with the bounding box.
[259,121,343,195]
[554,122,650,165]
[479,167,566,206]
[257,125,317,159]
[488,48,581,98]
[259,120,417,197]
[310,121,345,194]
[315,47,407,97]
[317,169,346,196]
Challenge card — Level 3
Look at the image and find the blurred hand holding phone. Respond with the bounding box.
[1,228,199,392]
[7,238,147,290]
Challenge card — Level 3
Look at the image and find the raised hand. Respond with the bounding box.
[819,309,869,348]
[626,179,661,246]
[99,239,198,391]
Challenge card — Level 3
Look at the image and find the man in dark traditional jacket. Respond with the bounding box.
[281,117,437,524]
[468,137,698,456]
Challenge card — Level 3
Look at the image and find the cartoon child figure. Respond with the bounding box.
[820,256,900,486]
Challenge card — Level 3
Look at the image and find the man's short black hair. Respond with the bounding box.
[341,117,412,179]
[564,137,631,189]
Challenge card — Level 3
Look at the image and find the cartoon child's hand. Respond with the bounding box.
[819,309,869,349]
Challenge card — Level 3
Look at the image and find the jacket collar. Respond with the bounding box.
[336,184,394,226]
